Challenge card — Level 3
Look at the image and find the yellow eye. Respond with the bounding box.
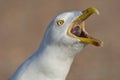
[56,20,64,26]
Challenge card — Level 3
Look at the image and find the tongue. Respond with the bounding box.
[71,26,88,37]
[71,26,82,36]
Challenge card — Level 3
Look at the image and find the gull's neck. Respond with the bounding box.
[34,42,84,80]
[10,41,84,80]
[37,44,75,80]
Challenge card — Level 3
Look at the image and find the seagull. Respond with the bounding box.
[10,7,103,80]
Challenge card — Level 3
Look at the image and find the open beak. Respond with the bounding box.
[67,7,103,47]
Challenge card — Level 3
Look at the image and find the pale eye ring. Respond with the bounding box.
[56,20,64,26]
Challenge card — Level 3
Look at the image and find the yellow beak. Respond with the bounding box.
[67,7,103,47]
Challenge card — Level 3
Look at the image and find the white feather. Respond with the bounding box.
[10,11,85,80]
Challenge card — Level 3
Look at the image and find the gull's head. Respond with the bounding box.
[43,7,103,50]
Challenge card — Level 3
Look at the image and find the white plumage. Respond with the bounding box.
[10,7,102,80]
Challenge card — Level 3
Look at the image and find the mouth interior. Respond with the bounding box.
[71,23,88,38]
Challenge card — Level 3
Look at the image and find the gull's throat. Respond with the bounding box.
[71,22,88,38]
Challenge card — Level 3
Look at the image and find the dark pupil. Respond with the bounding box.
[59,21,62,24]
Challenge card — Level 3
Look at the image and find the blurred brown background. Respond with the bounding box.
[0,0,120,80]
